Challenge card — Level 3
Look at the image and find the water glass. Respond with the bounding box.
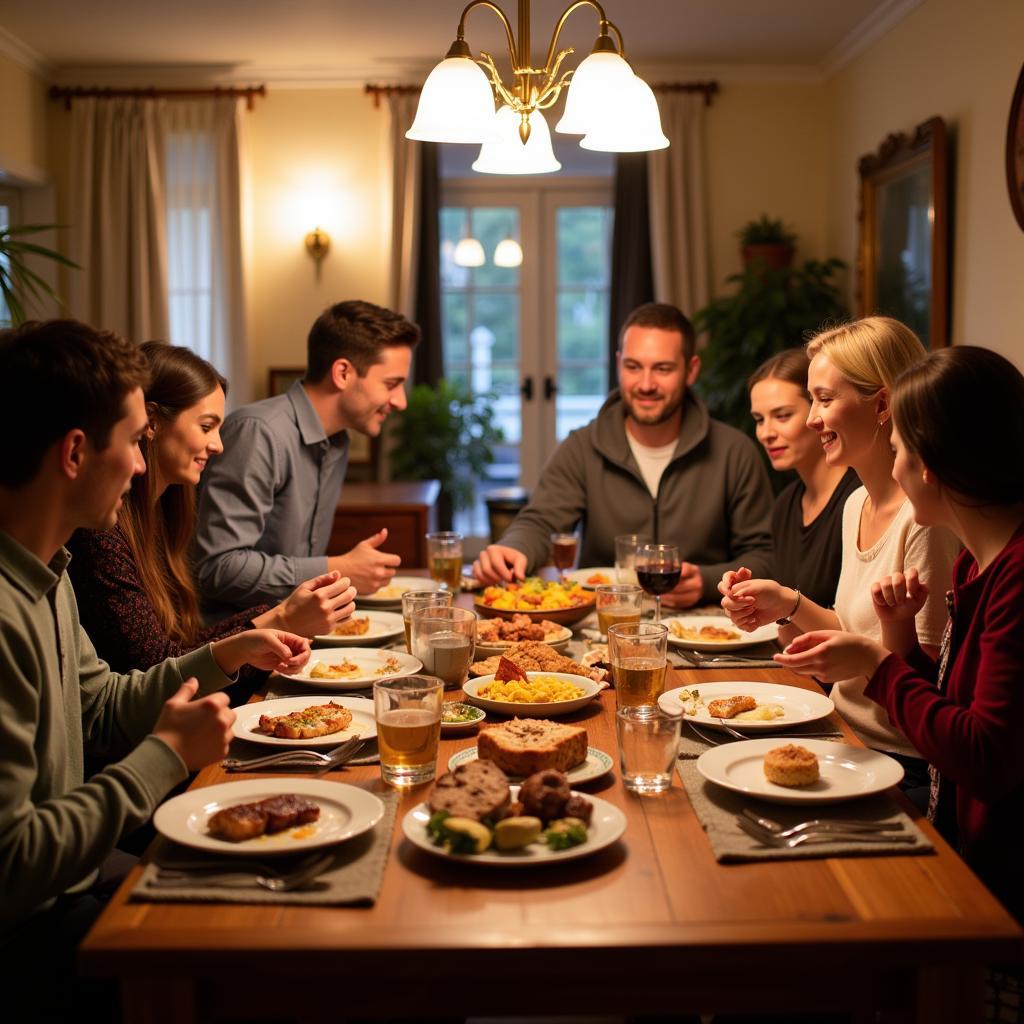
[595,583,644,638]
[607,621,668,708]
[426,531,463,593]
[374,674,444,787]
[616,705,682,794]
[411,606,477,690]
[614,533,651,585]
[401,589,453,653]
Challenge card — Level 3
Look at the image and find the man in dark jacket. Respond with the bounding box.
[473,303,773,608]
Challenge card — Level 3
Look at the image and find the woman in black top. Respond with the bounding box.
[749,348,859,609]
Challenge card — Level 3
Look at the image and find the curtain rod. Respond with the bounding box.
[364,84,421,108]
[49,85,267,111]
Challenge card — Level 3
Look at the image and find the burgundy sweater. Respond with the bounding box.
[865,522,1024,922]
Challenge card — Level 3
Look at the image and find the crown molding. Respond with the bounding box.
[818,0,925,78]
[0,24,50,78]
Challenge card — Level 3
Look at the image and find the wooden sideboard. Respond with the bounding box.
[328,480,440,567]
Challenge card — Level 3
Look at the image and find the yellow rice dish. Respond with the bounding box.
[479,577,589,612]
[477,675,585,703]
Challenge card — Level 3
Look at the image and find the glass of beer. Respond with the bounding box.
[550,531,578,580]
[401,589,453,653]
[614,533,651,585]
[411,606,477,690]
[596,583,644,638]
[374,674,444,787]
[426,531,463,593]
[607,621,668,708]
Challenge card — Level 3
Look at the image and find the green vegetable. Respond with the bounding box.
[442,703,481,724]
[426,810,491,854]
[543,817,588,851]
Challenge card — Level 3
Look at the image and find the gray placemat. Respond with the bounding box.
[677,720,846,759]
[675,758,932,862]
[131,787,398,905]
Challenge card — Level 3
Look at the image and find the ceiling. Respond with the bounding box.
[0,0,916,84]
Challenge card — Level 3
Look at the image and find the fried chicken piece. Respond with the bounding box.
[470,641,605,681]
[707,695,758,719]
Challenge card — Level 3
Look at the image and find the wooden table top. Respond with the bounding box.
[81,645,1022,1022]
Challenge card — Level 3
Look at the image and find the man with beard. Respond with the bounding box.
[473,303,773,608]
[195,300,420,614]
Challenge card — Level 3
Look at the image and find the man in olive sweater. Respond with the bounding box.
[0,322,310,999]
[474,304,774,607]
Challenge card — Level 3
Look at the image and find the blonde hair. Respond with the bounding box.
[805,316,926,396]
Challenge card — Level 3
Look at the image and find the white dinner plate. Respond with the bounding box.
[659,680,834,732]
[314,610,404,647]
[664,615,779,651]
[281,647,422,689]
[402,785,626,865]
[696,738,905,805]
[473,624,573,658]
[153,779,385,855]
[232,695,377,748]
[356,576,440,607]
[463,673,606,718]
[447,745,613,785]
[565,567,618,590]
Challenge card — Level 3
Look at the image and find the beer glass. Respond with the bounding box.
[374,674,444,787]
[607,621,669,708]
[595,583,644,637]
[426,531,463,593]
[549,532,578,580]
[401,589,453,653]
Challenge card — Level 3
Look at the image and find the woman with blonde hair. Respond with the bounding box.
[719,317,960,804]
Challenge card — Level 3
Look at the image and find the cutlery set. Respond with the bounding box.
[737,809,914,847]
[149,851,336,891]
[685,719,842,746]
[222,736,366,773]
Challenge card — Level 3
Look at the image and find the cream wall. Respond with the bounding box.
[244,87,392,398]
[0,53,48,184]
[824,0,1024,363]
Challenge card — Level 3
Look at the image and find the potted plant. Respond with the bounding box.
[738,215,798,271]
[0,223,79,326]
[389,379,505,531]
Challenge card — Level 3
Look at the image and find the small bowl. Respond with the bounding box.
[441,702,486,732]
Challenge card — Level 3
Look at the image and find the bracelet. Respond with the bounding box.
[776,588,802,626]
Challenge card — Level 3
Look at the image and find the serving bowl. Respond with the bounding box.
[463,672,605,717]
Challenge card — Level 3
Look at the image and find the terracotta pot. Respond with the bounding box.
[742,243,794,271]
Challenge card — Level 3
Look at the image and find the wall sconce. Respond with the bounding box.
[305,226,331,280]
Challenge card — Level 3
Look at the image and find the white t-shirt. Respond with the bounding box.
[832,487,961,757]
[626,433,677,498]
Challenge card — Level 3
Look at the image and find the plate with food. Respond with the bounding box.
[441,702,487,732]
[402,760,626,865]
[153,779,386,855]
[281,647,422,689]
[357,576,441,608]
[448,739,613,785]
[665,615,779,651]
[232,695,377,748]
[659,680,834,732]
[474,577,595,627]
[696,738,904,805]
[313,610,404,647]
[469,641,607,682]
[463,670,606,718]
[473,614,573,658]
[565,567,617,589]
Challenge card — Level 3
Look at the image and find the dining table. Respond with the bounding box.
[79,579,1023,1024]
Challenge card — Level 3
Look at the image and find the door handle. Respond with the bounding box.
[544,375,558,400]
[520,376,534,401]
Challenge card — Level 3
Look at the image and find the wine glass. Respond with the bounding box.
[549,532,578,582]
[634,543,681,623]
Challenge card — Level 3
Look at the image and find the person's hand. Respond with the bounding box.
[871,568,929,625]
[660,562,703,609]
[152,679,235,771]
[472,544,527,585]
[211,629,311,676]
[773,629,888,682]
[718,568,791,631]
[264,571,357,637]
[327,528,402,595]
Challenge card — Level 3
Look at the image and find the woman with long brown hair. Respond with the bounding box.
[68,342,355,676]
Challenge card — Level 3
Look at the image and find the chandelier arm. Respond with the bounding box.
[541,0,610,74]
[534,48,575,106]
[457,1,519,67]
[478,52,520,109]
[605,18,626,58]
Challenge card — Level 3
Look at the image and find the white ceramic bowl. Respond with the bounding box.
[462,672,605,718]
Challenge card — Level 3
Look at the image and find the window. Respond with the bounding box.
[0,188,22,328]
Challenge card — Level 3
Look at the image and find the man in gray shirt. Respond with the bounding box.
[195,300,420,613]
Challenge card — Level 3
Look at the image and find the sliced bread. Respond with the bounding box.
[477,717,588,776]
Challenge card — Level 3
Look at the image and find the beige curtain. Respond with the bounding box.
[647,92,711,321]
[69,98,169,341]
[386,92,422,320]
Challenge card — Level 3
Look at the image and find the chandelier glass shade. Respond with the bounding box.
[472,106,561,174]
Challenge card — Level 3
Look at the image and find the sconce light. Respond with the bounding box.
[305,226,331,279]
[453,236,485,267]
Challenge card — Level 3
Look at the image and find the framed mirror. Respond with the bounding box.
[857,116,949,348]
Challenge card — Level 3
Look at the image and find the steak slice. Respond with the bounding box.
[258,795,320,832]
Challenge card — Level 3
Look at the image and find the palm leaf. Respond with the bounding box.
[0,223,80,325]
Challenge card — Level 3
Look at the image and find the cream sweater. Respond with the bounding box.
[832,488,961,756]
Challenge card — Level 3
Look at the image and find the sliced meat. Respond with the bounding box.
[258,795,320,832]
[208,803,269,842]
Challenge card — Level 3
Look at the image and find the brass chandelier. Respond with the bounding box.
[407,0,668,174]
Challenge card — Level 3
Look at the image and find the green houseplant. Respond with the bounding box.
[738,214,797,271]
[390,379,504,530]
[0,224,79,326]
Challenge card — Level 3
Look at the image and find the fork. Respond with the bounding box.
[680,648,777,666]
[222,736,364,772]
[741,808,906,837]
[736,816,916,847]
[151,851,335,892]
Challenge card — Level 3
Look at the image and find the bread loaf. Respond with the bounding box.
[477,718,588,776]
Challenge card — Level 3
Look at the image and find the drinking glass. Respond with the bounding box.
[373,674,444,787]
[607,621,669,708]
[635,543,681,623]
[614,533,651,585]
[595,583,644,638]
[401,589,453,653]
[549,532,578,580]
[411,606,477,690]
[426,531,463,593]
[616,705,681,794]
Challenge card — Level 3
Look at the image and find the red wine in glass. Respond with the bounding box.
[550,533,577,581]
[636,544,681,622]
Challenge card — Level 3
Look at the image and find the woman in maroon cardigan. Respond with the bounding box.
[775,345,1024,1013]
[68,343,356,681]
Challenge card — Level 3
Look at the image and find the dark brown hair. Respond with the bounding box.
[619,303,696,361]
[0,319,149,487]
[306,300,420,383]
[892,346,1024,506]
[748,347,811,396]
[118,342,227,646]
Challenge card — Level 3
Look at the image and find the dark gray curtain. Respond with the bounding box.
[413,141,444,387]
[608,152,654,381]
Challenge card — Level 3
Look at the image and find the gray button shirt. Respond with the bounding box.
[194,380,349,614]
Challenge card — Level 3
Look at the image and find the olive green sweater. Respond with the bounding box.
[0,529,234,933]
